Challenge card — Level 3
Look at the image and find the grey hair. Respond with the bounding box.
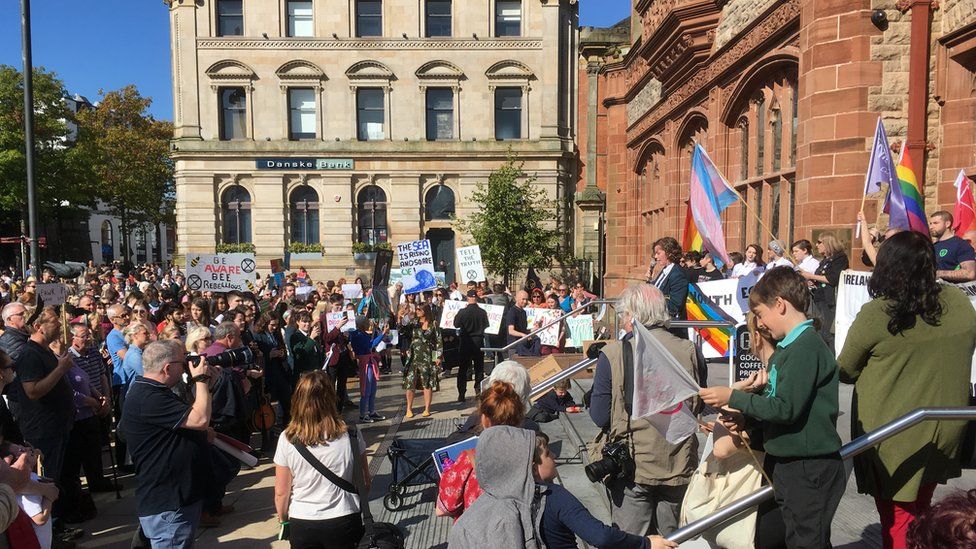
[617,283,670,328]
[123,322,149,345]
[142,339,184,374]
[185,327,211,353]
[107,304,127,320]
[1,303,25,323]
[213,321,239,341]
[768,240,785,257]
[488,360,532,412]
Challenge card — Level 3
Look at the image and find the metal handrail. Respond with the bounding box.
[481,299,619,354]
[667,406,976,544]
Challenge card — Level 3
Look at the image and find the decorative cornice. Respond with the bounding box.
[626,0,800,147]
[197,38,543,50]
[486,60,536,80]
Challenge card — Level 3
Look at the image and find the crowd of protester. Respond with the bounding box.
[0,206,974,549]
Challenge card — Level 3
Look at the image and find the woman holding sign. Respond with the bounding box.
[403,304,441,418]
[838,231,976,549]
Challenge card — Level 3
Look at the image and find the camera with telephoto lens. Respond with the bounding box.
[585,441,635,483]
[185,347,254,368]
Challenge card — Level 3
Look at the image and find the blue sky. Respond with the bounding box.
[0,0,630,121]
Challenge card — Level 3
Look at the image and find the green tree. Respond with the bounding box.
[0,65,94,220]
[457,155,563,287]
[74,85,174,264]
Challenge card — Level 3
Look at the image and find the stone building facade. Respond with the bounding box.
[589,0,976,296]
[166,0,577,281]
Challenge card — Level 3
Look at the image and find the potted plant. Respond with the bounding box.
[288,242,324,261]
[216,242,256,254]
[352,241,378,261]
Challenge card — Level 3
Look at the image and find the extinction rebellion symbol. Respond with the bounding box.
[187,274,203,291]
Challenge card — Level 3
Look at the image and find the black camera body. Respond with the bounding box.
[186,347,255,368]
[585,441,636,484]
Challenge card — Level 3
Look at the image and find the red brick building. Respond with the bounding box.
[581,0,976,296]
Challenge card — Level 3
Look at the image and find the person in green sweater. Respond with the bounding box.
[700,266,844,549]
[837,231,976,549]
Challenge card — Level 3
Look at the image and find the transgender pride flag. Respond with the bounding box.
[689,144,739,267]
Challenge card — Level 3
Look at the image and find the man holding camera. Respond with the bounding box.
[120,339,214,548]
[588,284,703,538]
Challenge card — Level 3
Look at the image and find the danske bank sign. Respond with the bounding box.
[256,158,355,170]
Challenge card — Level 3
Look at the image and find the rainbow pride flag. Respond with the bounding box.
[685,283,736,357]
[885,142,927,234]
[681,201,703,252]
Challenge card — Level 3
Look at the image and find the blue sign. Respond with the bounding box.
[256,158,355,170]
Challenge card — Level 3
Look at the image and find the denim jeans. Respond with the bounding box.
[359,366,377,417]
[138,500,202,549]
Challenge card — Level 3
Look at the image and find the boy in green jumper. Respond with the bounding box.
[700,267,844,549]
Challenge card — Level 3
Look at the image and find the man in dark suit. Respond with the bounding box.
[453,291,489,402]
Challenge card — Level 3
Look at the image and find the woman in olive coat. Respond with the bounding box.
[838,231,976,549]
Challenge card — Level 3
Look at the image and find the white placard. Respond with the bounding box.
[526,308,562,347]
[342,284,364,300]
[326,310,356,332]
[439,300,504,336]
[692,276,761,359]
[186,254,257,293]
[37,283,68,306]
[456,245,486,283]
[396,240,437,294]
[566,314,594,348]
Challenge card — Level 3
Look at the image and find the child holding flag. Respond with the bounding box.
[699,267,844,548]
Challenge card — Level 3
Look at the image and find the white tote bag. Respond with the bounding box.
[679,434,765,549]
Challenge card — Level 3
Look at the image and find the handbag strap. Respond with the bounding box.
[346,428,376,526]
[293,443,358,495]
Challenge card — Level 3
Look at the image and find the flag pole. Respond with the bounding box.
[724,184,797,266]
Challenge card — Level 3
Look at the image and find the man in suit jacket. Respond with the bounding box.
[453,291,489,402]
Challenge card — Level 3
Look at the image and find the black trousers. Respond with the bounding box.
[768,454,845,549]
[61,416,108,509]
[456,340,484,399]
[290,513,364,549]
[326,362,349,412]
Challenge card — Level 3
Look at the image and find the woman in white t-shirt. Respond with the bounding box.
[731,244,762,278]
[274,371,369,548]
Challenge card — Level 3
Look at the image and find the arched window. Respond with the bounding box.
[101,221,114,248]
[221,185,252,244]
[425,185,455,221]
[357,185,388,245]
[290,186,320,245]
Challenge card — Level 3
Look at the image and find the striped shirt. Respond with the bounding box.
[70,347,108,394]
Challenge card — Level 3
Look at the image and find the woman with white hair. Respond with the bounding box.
[765,240,793,270]
[445,360,536,446]
[588,283,705,539]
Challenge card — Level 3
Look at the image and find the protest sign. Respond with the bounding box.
[526,308,562,347]
[186,254,256,292]
[435,272,447,287]
[295,286,314,301]
[692,275,761,358]
[433,437,478,476]
[733,323,764,383]
[36,283,68,306]
[439,300,504,335]
[342,284,364,300]
[396,240,437,294]
[326,310,356,332]
[456,245,486,283]
[270,258,285,274]
[566,314,594,348]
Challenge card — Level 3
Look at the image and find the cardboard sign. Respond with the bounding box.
[342,284,364,300]
[326,310,356,332]
[186,254,256,292]
[566,314,594,348]
[396,240,437,294]
[456,245,487,283]
[270,258,285,274]
[733,323,765,383]
[526,308,562,347]
[439,299,504,336]
[36,283,68,306]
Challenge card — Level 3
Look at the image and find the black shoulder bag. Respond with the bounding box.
[294,429,405,549]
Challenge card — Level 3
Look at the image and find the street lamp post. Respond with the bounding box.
[20,0,40,274]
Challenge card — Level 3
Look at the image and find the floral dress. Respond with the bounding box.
[402,321,442,390]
